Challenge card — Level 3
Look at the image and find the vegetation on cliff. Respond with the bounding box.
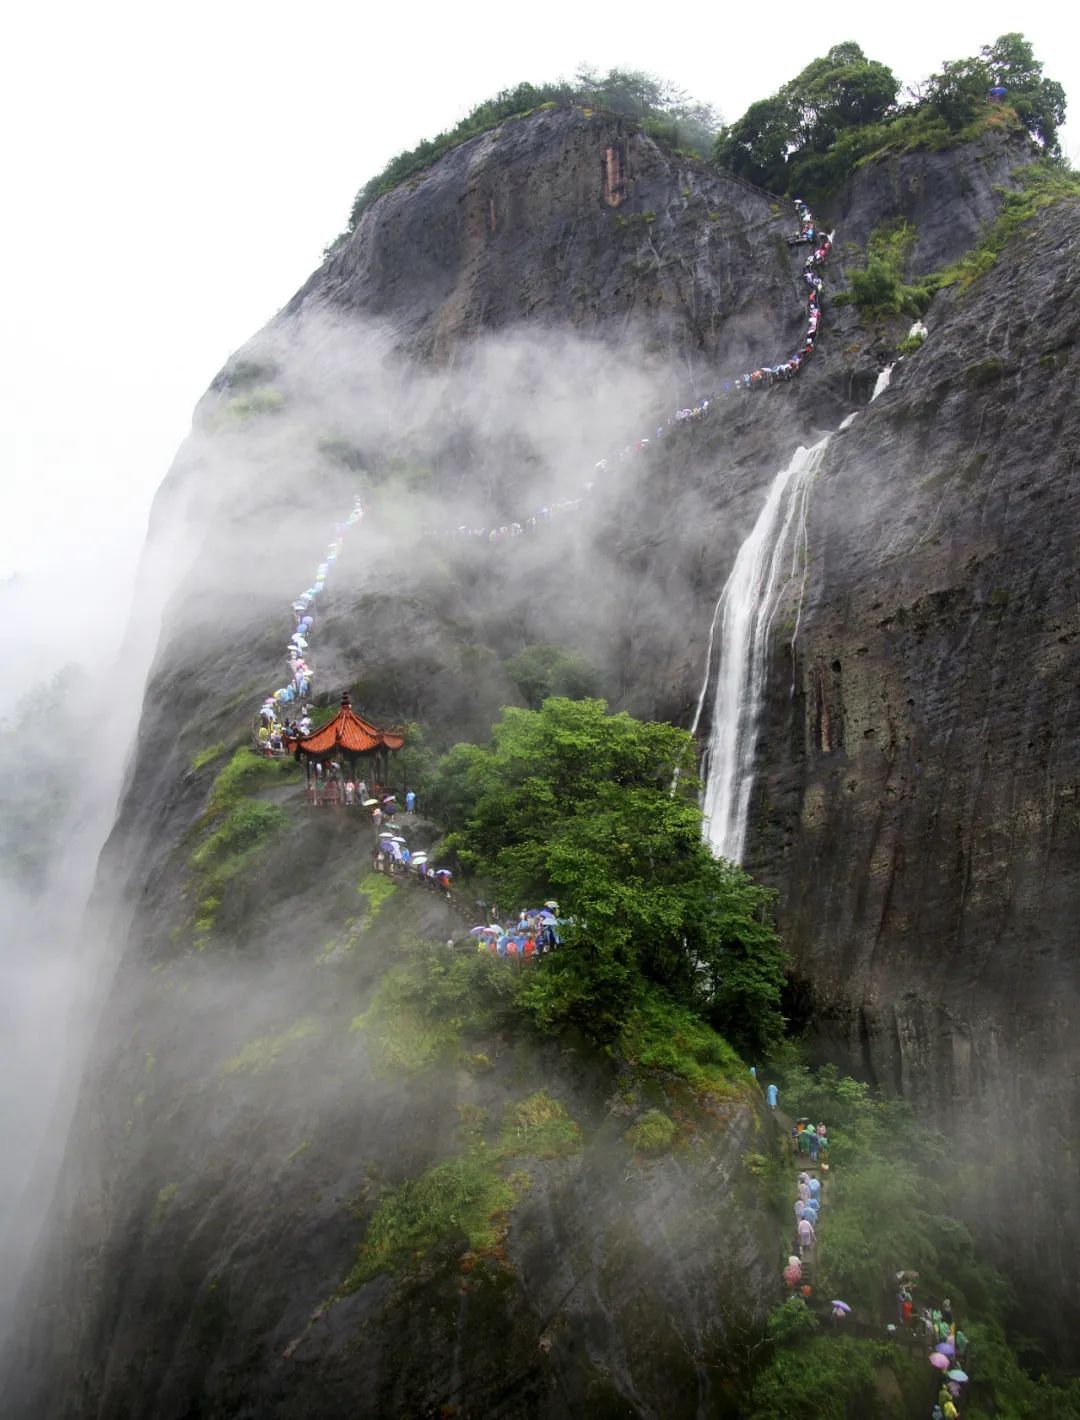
[430,697,786,1059]
[835,161,1080,323]
[714,32,1067,197]
[342,67,719,234]
[753,1061,1080,1416]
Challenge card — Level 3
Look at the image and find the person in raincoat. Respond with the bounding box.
[797,1217,816,1255]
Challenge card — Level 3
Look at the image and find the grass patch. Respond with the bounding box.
[150,1182,179,1228]
[350,942,512,1076]
[342,1148,525,1291]
[626,1108,677,1155]
[191,742,228,772]
[342,1090,581,1291]
[619,991,744,1096]
[357,871,397,917]
[186,749,299,938]
[222,1018,321,1076]
[205,748,300,817]
[220,386,285,422]
[837,163,1080,324]
[286,1139,312,1164]
[501,1090,582,1159]
[935,162,1080,290]
[833,219,940,321]
[192,799,287,869]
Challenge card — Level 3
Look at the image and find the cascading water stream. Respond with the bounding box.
[692,363,897,863]
[691,438,830,862]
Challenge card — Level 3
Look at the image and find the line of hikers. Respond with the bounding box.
[778,1105,974,1417]
[255,199,833,744]
[424,197,832,543]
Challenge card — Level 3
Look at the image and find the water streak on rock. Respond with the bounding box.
[694,438,830,862]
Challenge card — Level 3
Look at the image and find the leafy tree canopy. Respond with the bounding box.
[504,642,600,710]
[715,32,1066,196]
[714,42,899,190]
[429,698,786,1056]
[925,33,1067,150]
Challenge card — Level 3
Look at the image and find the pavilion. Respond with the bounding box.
[294,691,405,794]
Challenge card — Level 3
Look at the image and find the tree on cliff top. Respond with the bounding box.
[430,697,786,1056]
[715,33,1067,197]
[713,42,899,190]
[924,33,1066,152]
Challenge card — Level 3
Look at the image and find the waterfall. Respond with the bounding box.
[871,363,895,400]
[692,437,830,862]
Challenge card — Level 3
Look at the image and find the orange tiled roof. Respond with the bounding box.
[297,693,405,756]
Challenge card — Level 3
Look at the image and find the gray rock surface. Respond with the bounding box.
[6,103,1075,1414]
[745,196,1080,1350]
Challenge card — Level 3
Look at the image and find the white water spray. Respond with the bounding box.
[691,438,830,862]
[839,362,896,432]
[871,363,895,401]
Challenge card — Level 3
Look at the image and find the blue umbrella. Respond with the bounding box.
[830,1300,851,1313]
[947,1369,968,1383]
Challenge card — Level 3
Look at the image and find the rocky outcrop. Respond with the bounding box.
[6,101,1076,1413]
[7,798,776,1419]
[746,196,1080,1349]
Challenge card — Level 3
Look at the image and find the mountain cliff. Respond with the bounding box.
[6,96,1079,1416]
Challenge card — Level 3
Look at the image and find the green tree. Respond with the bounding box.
[982,32,1067,151]
[749,1335,881,1418]
[429,698,786,1054]
[504,643,599,709]
[926,34,1066,150]
[925,55,993,129]
[714,43,898,189]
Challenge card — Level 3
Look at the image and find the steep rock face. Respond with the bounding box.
[8,109,807,1419]
[746,198,1080,1347]
[829,118,1035,274]
[6,102,1071,1411]
[9,801,776,1420]
[292,105,793,368]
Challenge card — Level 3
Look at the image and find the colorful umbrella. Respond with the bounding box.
[930,1353,949,1371]
[830,1300,850,1313]
[947,1369,968,1383]
[935,1340,956,1357]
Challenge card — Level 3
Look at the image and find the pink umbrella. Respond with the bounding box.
[930,1352,950,1370]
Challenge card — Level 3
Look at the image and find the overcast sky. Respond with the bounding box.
[2,0,1077,663]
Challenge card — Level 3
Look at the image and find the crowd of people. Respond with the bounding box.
[776,1108,975,1416]
[467,906,566,961]
[254,495,366,751]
